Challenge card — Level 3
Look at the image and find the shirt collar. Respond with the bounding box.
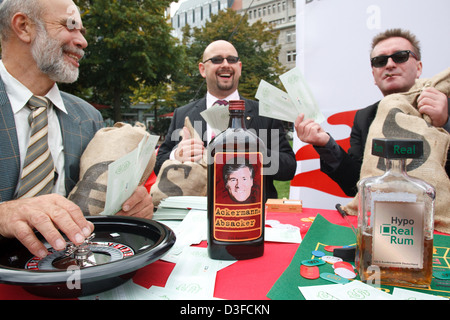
[206,90,240,109]
[0,60,67,114]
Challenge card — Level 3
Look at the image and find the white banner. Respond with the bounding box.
[291,0,450,209]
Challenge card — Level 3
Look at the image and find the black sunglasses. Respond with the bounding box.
[202,56,240,64]
[371,50,418,68]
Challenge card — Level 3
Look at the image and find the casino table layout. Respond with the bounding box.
[0,207,448,300]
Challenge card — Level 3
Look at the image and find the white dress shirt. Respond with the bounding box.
[0,60,67,196]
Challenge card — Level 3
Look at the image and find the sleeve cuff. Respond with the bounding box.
[313,136,345,171]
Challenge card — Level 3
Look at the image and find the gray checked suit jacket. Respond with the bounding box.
[0,76,103,202]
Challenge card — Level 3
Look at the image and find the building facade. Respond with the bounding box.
[170,0,296,70]
[241,0,296,69]
[171,0,243,39]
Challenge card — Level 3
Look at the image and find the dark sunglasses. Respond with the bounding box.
[202,56,240,64]
[371,50,418,68]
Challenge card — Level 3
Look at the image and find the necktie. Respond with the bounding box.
[214,99,228,106]
[16,96,55,198]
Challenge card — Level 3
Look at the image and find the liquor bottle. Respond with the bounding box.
[356,138,435,288]
[207,100,266,260]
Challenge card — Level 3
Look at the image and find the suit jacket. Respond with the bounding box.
[155,96,296,199]
[0,77,103,202]
[321,99,450,196]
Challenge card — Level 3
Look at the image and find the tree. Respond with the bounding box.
[175,8,286,104]
[65,0,183,122]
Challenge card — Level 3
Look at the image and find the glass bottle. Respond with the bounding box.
[206,100,266,260]
[357,138,435,288]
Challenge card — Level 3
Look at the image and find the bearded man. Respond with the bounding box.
[0,0,154,258]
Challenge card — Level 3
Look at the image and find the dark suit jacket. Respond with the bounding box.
[0,77,103,202]
[321,99,450,196]
[155,96,296,199]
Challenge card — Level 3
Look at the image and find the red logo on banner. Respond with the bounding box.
[291,110,357,198]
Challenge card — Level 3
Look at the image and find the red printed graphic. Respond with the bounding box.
[213,152,263,242]
[291,110,357,198]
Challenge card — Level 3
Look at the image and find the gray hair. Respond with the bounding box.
[0,0,44,41]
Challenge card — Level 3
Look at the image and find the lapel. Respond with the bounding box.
[0,78,20,201]
[188,97,208,144]
[55,95,83,193]
[242,96,257,129]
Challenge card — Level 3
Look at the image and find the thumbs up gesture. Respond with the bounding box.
[174,119,205,163]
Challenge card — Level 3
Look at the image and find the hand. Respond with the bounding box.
[116,185,154,219]
[417,87,449,127]
[174,126,205,163]
[0,194,94,259]
[294,113,330,147]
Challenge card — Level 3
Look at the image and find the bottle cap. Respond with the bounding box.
[228,100,245,111]
[371,138,423,159]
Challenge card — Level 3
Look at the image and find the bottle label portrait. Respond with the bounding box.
[213,152,263,242]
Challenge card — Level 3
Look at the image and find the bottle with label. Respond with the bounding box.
[357,138,435,288]
[207,100,266,260]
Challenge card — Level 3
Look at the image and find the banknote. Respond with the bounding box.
[256,79,299,122]
[101,134,159,216]
[280,67,325,124]
[200,102,230,134]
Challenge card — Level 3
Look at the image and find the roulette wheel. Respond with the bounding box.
[0,216,175,298]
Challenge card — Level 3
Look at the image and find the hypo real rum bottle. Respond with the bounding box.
[207,100,266,260]
[357,138,435,288]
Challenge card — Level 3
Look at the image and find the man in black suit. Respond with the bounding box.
[155,40,296,199]
[294,29,450,196]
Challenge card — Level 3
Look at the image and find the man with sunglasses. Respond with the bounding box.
[155,40,296,200]
[294,28,450,196]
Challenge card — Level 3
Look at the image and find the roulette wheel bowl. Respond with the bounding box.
[0,216,176,298]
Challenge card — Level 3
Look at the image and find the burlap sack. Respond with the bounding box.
[344,68,450,234]
[150,117,207,206]
[68,122,156,215]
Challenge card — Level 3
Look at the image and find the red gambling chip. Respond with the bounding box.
[300,264,320,280]
[333,261,355,272]
[324,245,343,252]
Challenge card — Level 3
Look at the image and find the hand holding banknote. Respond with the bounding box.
[294,113,330,147]
[115,185,154,219]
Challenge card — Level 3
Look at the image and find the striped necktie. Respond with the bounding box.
[16,96,55,198]
[214,99,228,106]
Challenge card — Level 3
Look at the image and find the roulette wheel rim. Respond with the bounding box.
[0,216,176,298]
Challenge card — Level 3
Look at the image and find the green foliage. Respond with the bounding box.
[65,0,183,121]
[61,4,286,123]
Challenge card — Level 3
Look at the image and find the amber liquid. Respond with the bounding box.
[358,232,433,288]
[207,102,265,260]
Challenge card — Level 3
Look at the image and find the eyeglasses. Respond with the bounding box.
[202,56,240,64]
[371,50,418,68]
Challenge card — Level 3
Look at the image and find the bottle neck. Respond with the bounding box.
[385,158,407,175]
[229,110,246,129]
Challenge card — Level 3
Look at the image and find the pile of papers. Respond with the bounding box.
[81,196,302,300]
[299,280,448,300]
[153,196,207,221]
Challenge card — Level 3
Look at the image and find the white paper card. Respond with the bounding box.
[101,134,159,215]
